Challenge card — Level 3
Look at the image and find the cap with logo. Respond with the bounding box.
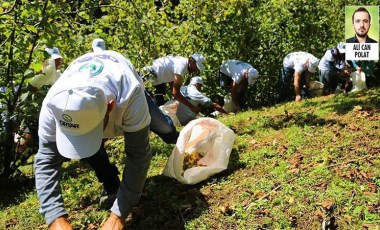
[247,68,259,85]
[191,54,206,71]
[308,56,319,73]
[190,76,204,86]
[47,72,108,159]
[337,42,346,54]
[45,47,62,60]
[92,38,106,52]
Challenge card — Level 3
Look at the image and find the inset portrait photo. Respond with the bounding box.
[345,6,379,60]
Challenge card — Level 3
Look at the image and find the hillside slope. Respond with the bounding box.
[1,88,380,229]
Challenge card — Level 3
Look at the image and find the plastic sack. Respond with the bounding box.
[309,81,323,97]
[350,71,367,92]
[223,95,237,113]
[163,117,235,184]
[159,100,181,127]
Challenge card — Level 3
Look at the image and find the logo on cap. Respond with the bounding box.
[62,114,72,122]
[60,114,79,129]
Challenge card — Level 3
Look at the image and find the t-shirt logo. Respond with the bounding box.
[79,58,104,76]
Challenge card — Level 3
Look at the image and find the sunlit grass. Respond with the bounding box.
[1,88,380,229]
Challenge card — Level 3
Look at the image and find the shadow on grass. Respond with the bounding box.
[126,175,207,230]
[0,174,35,209]
[126,149,244,229]
[262,112,338,130]
[303,89,380,115]
[266,89,380,130]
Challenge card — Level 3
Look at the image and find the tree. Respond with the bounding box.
[1,0,378,178]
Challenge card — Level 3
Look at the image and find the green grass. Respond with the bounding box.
[1,88,380,229]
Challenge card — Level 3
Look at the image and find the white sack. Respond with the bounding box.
[163,118,235,184]
[159,100,181,127]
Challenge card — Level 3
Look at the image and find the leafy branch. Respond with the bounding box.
[0,0,20,16]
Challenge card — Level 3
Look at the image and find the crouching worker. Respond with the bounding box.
[219,60,260,112]
[280,52,319,102]
[176,76,228,126]
[34,50,152,229]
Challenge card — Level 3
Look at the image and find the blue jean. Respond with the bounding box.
[145,92,179,144]
[34,126,152,225]
[85,141,120,194]
[319,69,338,94]
[279,67,309,102]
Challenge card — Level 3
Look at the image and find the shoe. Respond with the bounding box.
[99,190,117,210]
[49,216,73,230]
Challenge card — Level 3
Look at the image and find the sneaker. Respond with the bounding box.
[99,191,117,210]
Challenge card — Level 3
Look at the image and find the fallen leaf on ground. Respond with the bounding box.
[321,200,334,211]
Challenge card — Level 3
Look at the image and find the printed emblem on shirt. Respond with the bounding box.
[79,58,104,76]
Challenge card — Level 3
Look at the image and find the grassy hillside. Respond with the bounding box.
[1,88,380,229]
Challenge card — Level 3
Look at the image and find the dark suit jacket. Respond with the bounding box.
[346,35,377,43]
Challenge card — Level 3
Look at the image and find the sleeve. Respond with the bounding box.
[34,142,67,225]
[29,59,58,89]
[29,73,48,89]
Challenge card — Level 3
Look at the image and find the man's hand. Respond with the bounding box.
[101,212,125,230]
[191,105,201,114]
[49,216,73,230]
[172,74,199,113]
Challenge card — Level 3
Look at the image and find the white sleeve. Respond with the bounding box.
[29,59,58,89]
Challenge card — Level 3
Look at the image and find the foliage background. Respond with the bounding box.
[0,0,379,182]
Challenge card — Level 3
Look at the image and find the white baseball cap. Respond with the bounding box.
[45,47,62,60]
[247,68,259,85]
[92,38,106,52]
[190,76,204,85]
[337,42,346,53]
[191,54,205,71]
[47,72,108,159]
[308,56,319,73]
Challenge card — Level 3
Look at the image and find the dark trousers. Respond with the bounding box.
[145,91,179,144]
[219,71,233,91]
[85,141,120,194]
[319,69,339,95]
[219,70,247,109]
[279,67,309,102]
[153,83,167,107]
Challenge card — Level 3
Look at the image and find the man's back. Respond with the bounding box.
[220,60,252,84]
[176,85,211,125]
[151,56,188,85]
[39,51,150,141]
